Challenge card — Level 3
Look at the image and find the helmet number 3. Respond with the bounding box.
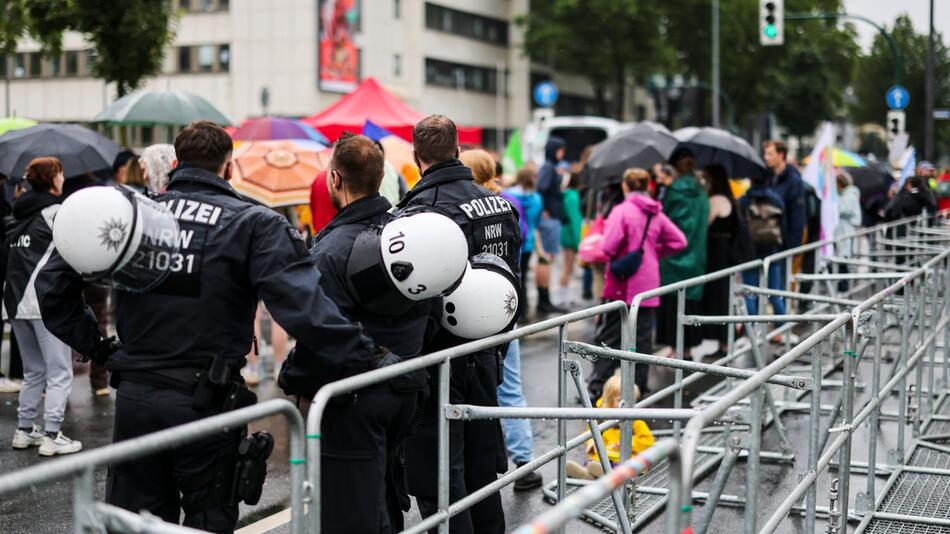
[388,231,427,295]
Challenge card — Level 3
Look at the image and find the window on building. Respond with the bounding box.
[13,54,25,78]
[84,49,97,75]
[49,55,62,77]
[394,0,400,18]
[425,3,508,46]
[425,58,499,94]
[218,44,230,72]
[28,53,41,77]
[197,45,215,72]
[176,0,229,11]
[178,46,192,72]
[175,44,230,73]
[65,51,78,76]
[393,53,401,77]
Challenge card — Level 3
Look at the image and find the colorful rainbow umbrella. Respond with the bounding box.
[231,140,330,207]
[802,148,867,168]
[230,117,329,145]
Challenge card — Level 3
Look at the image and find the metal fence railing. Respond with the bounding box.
[517,212,950,534]
[0,212,942,534]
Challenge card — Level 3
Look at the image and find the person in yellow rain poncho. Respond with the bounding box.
[566,372,654,480]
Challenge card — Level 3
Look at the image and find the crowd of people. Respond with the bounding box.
[0,114,946,534]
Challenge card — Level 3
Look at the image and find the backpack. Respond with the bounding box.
[746,197,783,250]
[729,207,756,264]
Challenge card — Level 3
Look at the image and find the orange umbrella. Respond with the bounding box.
[231,140,330,207]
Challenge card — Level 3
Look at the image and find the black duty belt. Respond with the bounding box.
[118,367,204,394]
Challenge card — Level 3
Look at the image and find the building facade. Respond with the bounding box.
[0,0,628,148]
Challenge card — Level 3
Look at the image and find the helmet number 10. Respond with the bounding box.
[387,230,427,295]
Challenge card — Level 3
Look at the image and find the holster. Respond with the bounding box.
[231,431,275,506]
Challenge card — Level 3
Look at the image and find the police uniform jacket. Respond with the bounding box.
[284,193,431,396]
[396,158,522,349]
[36,166,378,395]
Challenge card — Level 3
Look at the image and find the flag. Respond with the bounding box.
[361,119,393,141]
[898,147,916,188]
[802,123,838,257]
[502,129,524,177]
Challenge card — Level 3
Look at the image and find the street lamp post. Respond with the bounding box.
[712,0,721,128]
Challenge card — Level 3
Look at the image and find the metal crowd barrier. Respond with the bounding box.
[518,212,950,534]
[0,212,941,534]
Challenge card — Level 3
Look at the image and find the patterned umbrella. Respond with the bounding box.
[230,117,329,145]
[802,148,867,168]
[231,140,330,207]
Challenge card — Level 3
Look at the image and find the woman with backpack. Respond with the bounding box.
[587,168,686,399]
[701,165,753,360]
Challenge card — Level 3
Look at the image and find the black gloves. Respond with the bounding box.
[83,336,120,365]
[372,349,402,369]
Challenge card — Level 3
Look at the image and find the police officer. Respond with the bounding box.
[398,115,522,534]
[36,121,390,533]
[292,132,432,533]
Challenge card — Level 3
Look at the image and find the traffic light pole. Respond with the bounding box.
[786,12,903,87]
[925,0,935,161]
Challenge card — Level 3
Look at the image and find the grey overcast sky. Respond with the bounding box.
[842,0,946,51]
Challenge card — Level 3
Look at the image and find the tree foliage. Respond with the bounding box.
[517,0,670,119]
[518,0,859,137]
[851,15,949,158]
[0,0,176,97]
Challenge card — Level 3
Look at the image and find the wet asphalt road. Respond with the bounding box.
[0,289,934,534]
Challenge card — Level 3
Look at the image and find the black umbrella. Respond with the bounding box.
[0,124,121,179]
[586,123,678,188]
[848,162,894,209]
[673,126,766,180]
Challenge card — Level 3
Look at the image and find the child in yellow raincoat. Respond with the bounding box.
[566,372,654,480]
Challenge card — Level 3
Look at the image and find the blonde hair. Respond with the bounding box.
[460,149,501,193]
[622,168,650,193]
[601,372,641,408]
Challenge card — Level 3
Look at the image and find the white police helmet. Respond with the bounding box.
[52,186,181,293]
[440,253,521,339]
[379,211,468,301]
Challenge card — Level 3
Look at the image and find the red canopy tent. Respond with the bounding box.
[302,77,482,145]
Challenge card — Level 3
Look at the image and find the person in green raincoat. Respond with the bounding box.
[656,147,709,350]
[558,172,583,305]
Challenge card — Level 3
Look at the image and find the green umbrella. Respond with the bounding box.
[92,90,233,126]
[0,117,37,137]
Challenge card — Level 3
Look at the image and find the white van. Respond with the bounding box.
[523,115,622,165]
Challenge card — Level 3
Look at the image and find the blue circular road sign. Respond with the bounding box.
[886,85,910,111]
[533,81,559,108]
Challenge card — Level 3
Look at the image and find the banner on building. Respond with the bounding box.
[319,0,360,92]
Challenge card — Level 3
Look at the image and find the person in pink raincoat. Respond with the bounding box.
[587,168,687,399]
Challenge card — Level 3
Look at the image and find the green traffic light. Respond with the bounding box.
[764,24,777,39]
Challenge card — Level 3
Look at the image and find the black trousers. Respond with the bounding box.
[321,387,419,534]
[405,351,507,534]
[108,381,242,533]
[587,306,655,400]
[656,295,703,349]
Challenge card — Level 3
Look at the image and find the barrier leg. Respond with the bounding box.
[744,387,763,534]
[568,362,633,534]
[693,427,740,534]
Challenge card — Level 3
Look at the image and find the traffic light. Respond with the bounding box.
[759,0,784,46]
[887,111,906,142]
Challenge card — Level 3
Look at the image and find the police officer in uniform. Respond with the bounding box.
[36,121,390,533]
[286,132,432,533]
[398,115,522,534]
